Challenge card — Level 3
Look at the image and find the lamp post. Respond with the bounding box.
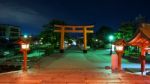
[109,35,114,55]
[20,42,30,72]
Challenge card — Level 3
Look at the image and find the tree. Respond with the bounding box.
[115,22,135,41]
[135,14,147,27]
[40,19,67,49]
[96,25,113,43]
[87,33,94,47]
[115,15,148,41]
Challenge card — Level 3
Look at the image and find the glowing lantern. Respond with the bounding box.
[18,37,30,72]
[21,43,30,50]
[115,45,124,52]
[20,42,30,72]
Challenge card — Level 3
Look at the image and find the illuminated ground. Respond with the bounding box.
[0,48,150,84]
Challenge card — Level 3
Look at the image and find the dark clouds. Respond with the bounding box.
[0,1,48,35]
[0,4,45,24]
[0,0,150,35]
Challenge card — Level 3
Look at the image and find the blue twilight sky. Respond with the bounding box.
[0,0,150,35]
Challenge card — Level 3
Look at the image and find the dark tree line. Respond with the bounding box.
[39,15,148,50]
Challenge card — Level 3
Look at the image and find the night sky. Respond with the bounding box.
[0,0,150,35]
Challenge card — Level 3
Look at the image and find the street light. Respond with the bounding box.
[20,42,30,72]
[109,35,114,55]
[23,34,28,38]
[109,35,114,42]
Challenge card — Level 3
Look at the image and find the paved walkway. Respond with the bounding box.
[0,48,150,84]
[0,69,150,84]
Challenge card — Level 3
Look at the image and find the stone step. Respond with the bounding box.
[15,80,41,84]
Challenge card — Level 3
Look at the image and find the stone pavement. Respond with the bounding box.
[0,69,150,84]
[0,49,149,84]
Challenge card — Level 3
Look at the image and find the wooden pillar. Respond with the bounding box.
[140,47,146,75]
[23,50,27,71]
[118,52,123,71]
[83,27,87,53]
[60,27,65,53]
[111,54,118,72]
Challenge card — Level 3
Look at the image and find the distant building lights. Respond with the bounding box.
[40,42,43,44]
[72,41,77,45]
[6,37,9,40]
[29,35,32,38]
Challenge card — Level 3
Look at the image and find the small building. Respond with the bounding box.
[0,24,21,42]
[126,23,150,74]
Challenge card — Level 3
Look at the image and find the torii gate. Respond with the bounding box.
[54,25,94,53]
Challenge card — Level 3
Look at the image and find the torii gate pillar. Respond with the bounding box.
[83,27,87,53]
[60,27,65,53]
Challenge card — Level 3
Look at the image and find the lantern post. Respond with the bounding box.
[115,45,124,71]
[113,39,126,72]
[18,35,30,72]
[20,42,30,72]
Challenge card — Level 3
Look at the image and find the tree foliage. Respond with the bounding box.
[40,19,66,48]
[115,22,135,41]
[96,25,113,43]
[115,15,147,41]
